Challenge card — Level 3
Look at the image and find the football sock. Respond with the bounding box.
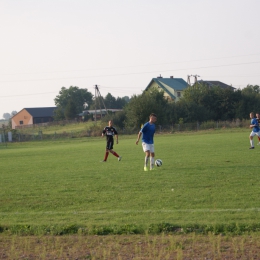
[150,157,154,169]
[250,140,254,147]
[145,156,149,167]
[110,151,119,157]
[104,151,109,161]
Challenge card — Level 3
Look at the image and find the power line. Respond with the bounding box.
[0,61,260,83]
[1,52,260,76]
[0,92,57,99]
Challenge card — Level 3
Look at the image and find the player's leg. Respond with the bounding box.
[109,149,120,158]
[103,141,110,161]
[108,140,121,160]
[149,144,155,170]
[103,148,109,161]
[249,131,255,149]
[142,142,150,171]
[257,132,260,145]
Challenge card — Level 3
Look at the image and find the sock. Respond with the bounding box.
[150,157,154,169]
[145,156,149,167]
[111,151,119,157]
[258,137,260,142]
[250,139,254,147]
[104,151,109,161]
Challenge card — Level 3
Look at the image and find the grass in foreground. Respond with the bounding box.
[1,233,260,259]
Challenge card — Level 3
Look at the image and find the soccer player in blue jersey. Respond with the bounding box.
[256,112,260,145]
[101,120,122,162]
[135,113,157,171]
[249,112,260,149]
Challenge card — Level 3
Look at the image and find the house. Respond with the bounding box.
[79,109,123,121]
[12,107,57,129]
[196,80,236,91]
[145,75,188,101]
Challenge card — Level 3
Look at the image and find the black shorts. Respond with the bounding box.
[106,140,114,150]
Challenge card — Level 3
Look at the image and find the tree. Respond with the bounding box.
[124,89,169,128]
[53,107,65,121]
[115,96,128,108]
[11,111,17,116]
[3,113,11,120]
[89,93,129,110]
[64,100,77,120]
[242,84,260,94]
[181,84,243,121]
[104,93,116,109]
[54,86,93,120]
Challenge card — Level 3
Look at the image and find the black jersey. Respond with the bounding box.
[102,126,118,142]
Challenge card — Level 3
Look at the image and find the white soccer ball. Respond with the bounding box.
[155,159,163,167]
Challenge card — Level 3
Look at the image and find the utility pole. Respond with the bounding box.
[94,85,108,122]
[191,75,200,84]
[187,75,192,86]
[187,75,200,86]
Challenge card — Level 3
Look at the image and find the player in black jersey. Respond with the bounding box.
[101,120,122,162]
[256,113,260,145]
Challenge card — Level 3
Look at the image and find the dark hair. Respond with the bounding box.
[150,113,157,118]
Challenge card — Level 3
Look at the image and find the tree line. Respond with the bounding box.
[53,84,260,129]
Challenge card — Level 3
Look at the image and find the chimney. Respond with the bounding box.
[170,76,174,78]
[157,74,163,78]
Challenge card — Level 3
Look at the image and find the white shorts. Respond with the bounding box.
[142,142,154,153]
[250,131,260,137]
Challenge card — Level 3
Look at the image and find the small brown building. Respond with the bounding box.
[12,107,57,129]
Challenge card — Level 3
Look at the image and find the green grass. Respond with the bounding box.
[1,129,260,235]
[16,121,101,135]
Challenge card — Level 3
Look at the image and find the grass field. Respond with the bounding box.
[1,129,260,259]
[1,128,260,234]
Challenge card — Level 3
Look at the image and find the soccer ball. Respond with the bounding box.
[155,159,163,167]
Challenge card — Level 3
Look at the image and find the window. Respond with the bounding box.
[19,121,23,125]
[177,92,181,97]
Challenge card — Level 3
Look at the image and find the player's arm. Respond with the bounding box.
[101,128,106,137]
[250,120,257,128]
[136,131,142,145]
[115,134,118,144]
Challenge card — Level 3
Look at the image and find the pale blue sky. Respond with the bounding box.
[0,0,260,118]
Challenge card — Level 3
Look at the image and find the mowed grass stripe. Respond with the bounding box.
[0,130,260,229]
[1,207,260,214]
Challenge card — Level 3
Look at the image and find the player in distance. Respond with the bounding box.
[249,112,260,149]
[101,120,122,162]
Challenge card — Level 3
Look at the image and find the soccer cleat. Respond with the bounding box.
[144,166,148,171]
[258,142,260,145]
[249,147,255,149]
[150,167,156,171]
[118,156,122,161]
[101,160,106,162]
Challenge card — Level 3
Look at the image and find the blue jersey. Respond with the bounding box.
[140,122,155,144]
[251,118,259,132]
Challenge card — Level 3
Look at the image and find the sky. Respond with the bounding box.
[0,0,260,118]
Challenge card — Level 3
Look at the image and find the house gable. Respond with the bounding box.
[11,109,33,129]
[11,107,57,129]
[145,77,188,101]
